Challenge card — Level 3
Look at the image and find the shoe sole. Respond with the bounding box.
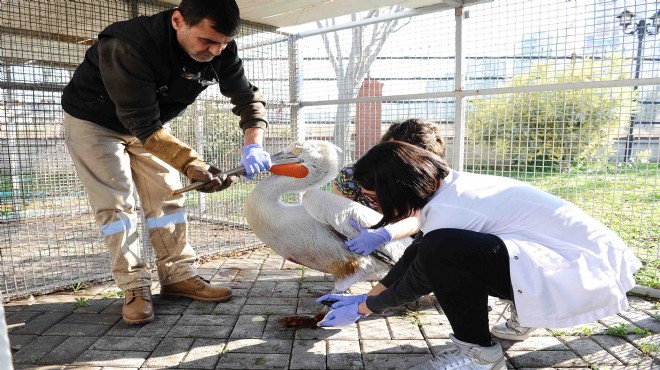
[492,357,507,370]
[491,328,534,341]
[123,313,155,325]
[160,292,233,302]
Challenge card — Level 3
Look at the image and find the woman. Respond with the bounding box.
[317,141,641,370]
[334,118,445,257]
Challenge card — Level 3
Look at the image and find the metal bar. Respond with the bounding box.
[624,27,647,163]
[453,6,465,171]
[171,166,248,196]
[288,35,305,142]
[288,35,306,203]
[300,77,660,106]
[2,66,24,221]
[196,115,206,212]
[171,157,305,195]
[0,81,68,92]
[240,36,290,51]
[295,3,458,38]
[0,26,96,45]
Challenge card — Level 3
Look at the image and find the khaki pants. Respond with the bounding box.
[64,113,197,290]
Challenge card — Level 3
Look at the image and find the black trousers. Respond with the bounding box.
[418,228,514,346]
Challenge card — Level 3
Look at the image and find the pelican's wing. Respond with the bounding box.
[302,189,383,239]
[302,189,411,263]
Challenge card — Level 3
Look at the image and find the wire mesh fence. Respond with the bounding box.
[1,0,658,299]
[294,0,659,292]
[0,0,291,299]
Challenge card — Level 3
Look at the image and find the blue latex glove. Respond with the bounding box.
[316,293,367,309]
[344,219,393,256]
[317,303,366,327]
[241,144,272,180]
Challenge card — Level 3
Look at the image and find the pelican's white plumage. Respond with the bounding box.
[245,140,411,293]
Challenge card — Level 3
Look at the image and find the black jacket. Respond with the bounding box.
[61,9,267,141]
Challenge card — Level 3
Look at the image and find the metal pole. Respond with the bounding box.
[624,21,645,163]
[288,35,305,203]
[2,65,23,221]
[300,76,660,106]
[288,35,305,142]
[196,114,206,213]
[452,6,466,171]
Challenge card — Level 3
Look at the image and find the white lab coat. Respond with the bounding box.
[420,170,641,328]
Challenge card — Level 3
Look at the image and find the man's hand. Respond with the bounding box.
[241,144,272,180]
[186,164,238,193]
[317,303,366,327]
[345,219,393,256]
[316,293,367,309]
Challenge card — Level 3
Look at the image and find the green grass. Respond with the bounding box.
[606,323,629,337]
[577,326,594,337]
[98,290,124,299]
[401,310,429,327]
[73,297,91,308]
[605,322,650,338]
[639,343,660,356]
[70,282,85,293]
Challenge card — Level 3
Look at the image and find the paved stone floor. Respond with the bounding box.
[5,247,660,369]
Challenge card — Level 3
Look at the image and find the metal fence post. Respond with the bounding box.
[453,6,466,171]
[2,66,23,221]
[196,114,206,213]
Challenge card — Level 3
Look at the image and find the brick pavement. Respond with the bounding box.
[5,247,660,369]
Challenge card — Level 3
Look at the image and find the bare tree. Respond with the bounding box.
[316,6,408,165]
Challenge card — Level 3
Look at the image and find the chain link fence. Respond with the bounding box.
[1,0,658,299]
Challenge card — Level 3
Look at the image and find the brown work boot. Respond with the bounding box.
[160,276,232,302]
[122,286,154,325]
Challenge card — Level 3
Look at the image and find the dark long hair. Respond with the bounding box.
[353,141,450,228]
[178,0,240,36]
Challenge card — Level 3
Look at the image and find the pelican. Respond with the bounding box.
[245,140,412,293]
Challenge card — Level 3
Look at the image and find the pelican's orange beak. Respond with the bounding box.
[269,163,308,178]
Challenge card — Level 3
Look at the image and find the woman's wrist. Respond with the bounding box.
[385,216,420,240]
[367,283,387,296]
[358,302,372,316]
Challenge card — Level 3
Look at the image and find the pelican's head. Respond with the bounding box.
[267,140,341,190]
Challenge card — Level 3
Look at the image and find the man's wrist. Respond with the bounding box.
[243,127,264,146]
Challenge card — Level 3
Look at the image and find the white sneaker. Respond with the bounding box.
[409,334,506,370]
[491,300,536,340]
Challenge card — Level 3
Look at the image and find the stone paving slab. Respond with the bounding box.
[4,247,660,369]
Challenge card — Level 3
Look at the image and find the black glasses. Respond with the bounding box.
[181,64,219,86]
[361,189,379,206]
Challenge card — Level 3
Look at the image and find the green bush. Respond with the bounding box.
[470,55,638,172]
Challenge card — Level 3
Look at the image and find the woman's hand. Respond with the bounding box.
[317,303,367,327]
[344,219,393,256]
[316,293,367,309]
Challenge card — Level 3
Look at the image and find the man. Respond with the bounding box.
[61,0,271,324]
